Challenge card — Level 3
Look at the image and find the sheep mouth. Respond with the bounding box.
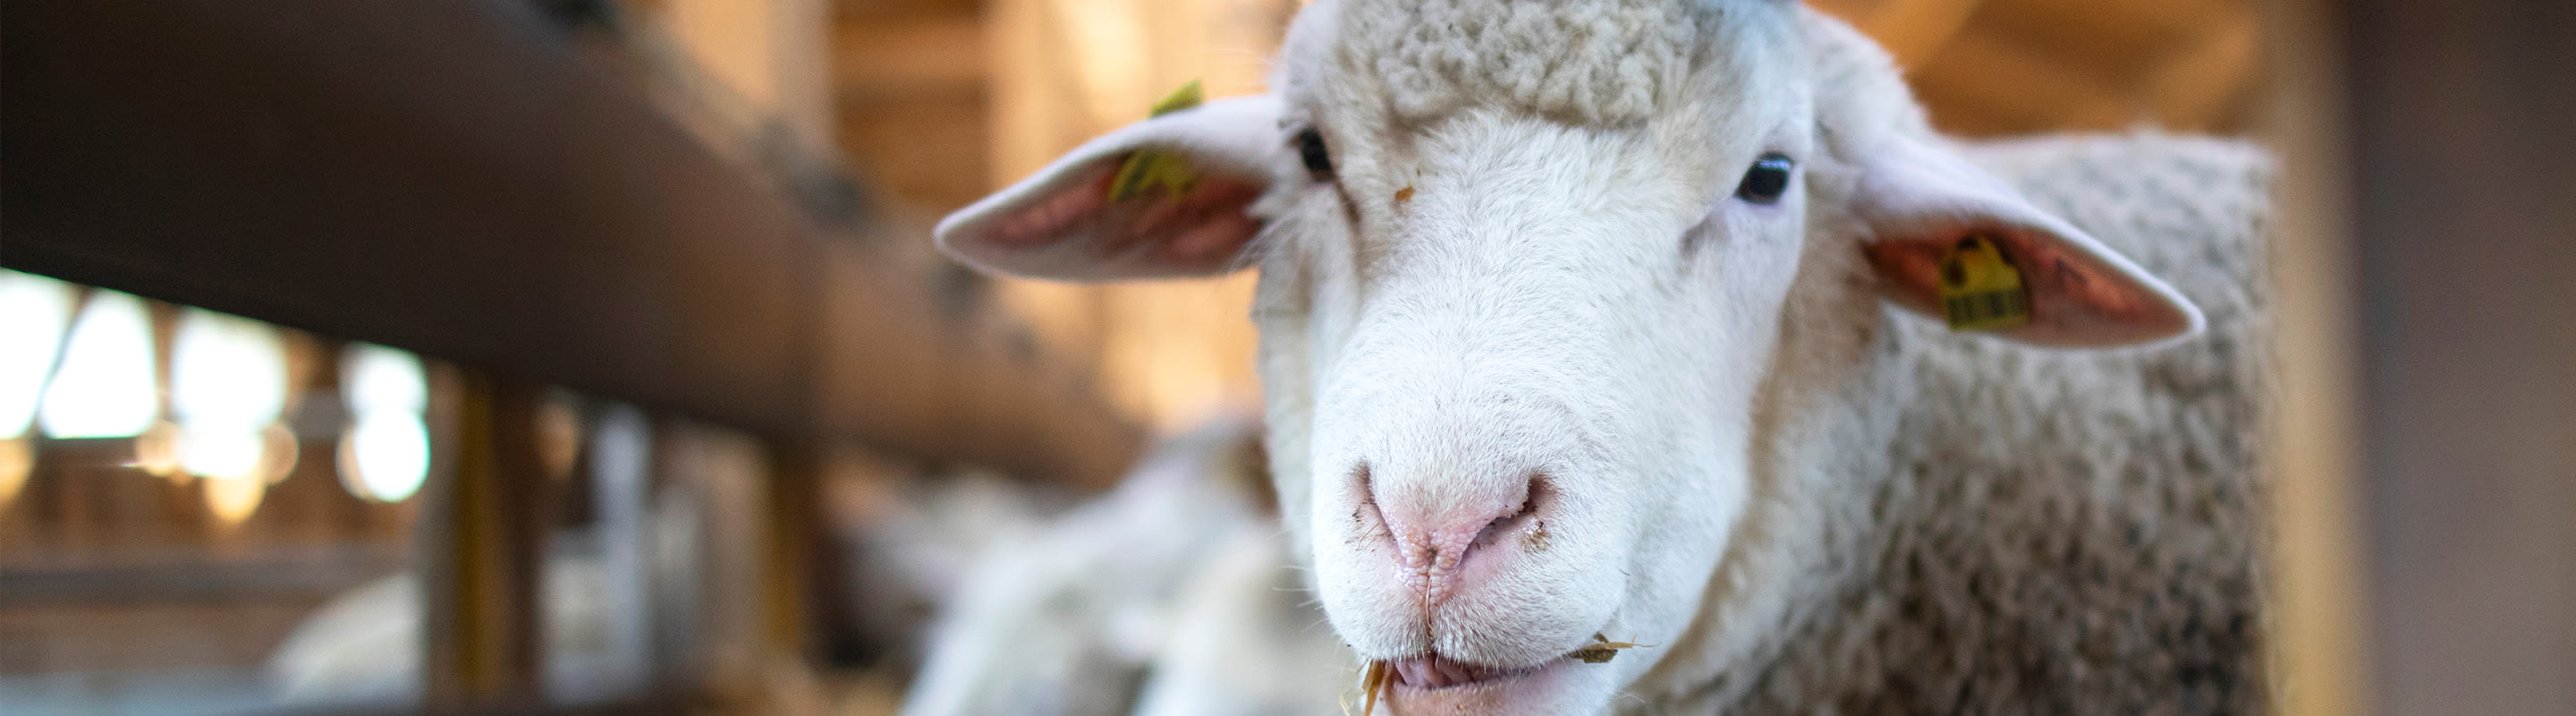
[1385,655,1557,691]
[1384,635,1644,692]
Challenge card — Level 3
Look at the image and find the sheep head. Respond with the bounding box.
[936,2,2199,713]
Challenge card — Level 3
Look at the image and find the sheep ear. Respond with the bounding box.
[936,95,1283,281]
[1852,136,2203,348]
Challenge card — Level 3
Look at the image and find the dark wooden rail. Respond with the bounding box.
[0,0,1141,489]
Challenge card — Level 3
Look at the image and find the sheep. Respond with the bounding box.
[1128,527,1352,716]
[267,461,1055,708]
[264,549,624,703]
[896,420,1316,716]
[932,1,2271,713]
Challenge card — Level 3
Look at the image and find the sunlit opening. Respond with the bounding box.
[538,389,585,480]
[260,422,301,484]
[0,435,31,508]
[168,309,296,485]
[131,420,187,479]
[173,309,290,430]
[203,472,267,525]
[342,343,427,416]
[337,343,431,503]
[0,270,79,439]
[181,426,267,482]
[342,413,430,503]
[37,290,160,439]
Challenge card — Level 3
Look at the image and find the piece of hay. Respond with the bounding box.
[1344,660,1390,716]
[1568,633,1648,664]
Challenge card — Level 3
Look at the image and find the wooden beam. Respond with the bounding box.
[658,0,837,148]
[830,13,993,209]
[2142,7,2259,132]
[1854,0,1988,65]
[1976,0,2242,81]
[1906,20,2139,134]
[0,0,1144,488]
[833,14,987,102]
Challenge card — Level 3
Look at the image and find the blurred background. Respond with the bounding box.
[0,0,2566,714]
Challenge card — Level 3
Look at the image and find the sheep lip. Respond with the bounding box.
[1386,654,1564,691]
[1383,654,1583,714]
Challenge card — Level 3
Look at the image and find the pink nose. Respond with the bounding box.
[1359,465,1551,607]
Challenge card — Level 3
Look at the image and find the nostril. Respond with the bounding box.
[1470,473,1549,553]
[1352,462,1395,547]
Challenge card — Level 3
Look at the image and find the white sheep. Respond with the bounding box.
[266,465,1055,708]
[896,420,1310,716]
[933,1,2270,713]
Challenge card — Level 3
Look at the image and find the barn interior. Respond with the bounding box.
[2,0,2569,714]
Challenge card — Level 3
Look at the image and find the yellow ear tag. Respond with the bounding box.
[1937,234,2032,331]
[1110,80,1207,202]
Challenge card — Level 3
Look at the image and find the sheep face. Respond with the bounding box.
[936,2,2200,713]
[1249,4,1812,712]
[1258,115,1802,714]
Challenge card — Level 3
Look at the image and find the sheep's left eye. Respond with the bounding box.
[1735,153,1794,204]
[1293,128,1335,182]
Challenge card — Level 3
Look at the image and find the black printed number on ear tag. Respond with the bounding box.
[1937,234,2031,331]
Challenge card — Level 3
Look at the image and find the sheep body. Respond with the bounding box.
[1639,132,2272,714]
[897,422,1309,716]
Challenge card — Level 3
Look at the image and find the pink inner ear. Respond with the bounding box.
[1149,179,1264,268]
[1865,226,2191,345]
[988,166,1115,249]
[980,157,1268,277]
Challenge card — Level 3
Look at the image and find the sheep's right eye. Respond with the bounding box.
[1293,128,1335,182]
[1735,152,1795,204]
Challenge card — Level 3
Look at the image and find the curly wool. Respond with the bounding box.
[1332,0,1730,125]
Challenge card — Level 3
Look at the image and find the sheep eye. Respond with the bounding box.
[1734,153,1794,204]
[1293,128,1335,182]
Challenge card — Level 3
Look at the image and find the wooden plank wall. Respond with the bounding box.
[1814,0,2261,136]
[2343,1,2576,714]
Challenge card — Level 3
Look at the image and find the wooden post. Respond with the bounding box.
[421,373,550,706]
[759,441,824,663]
[2253,1,2366,714]
[648,0,838,664]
